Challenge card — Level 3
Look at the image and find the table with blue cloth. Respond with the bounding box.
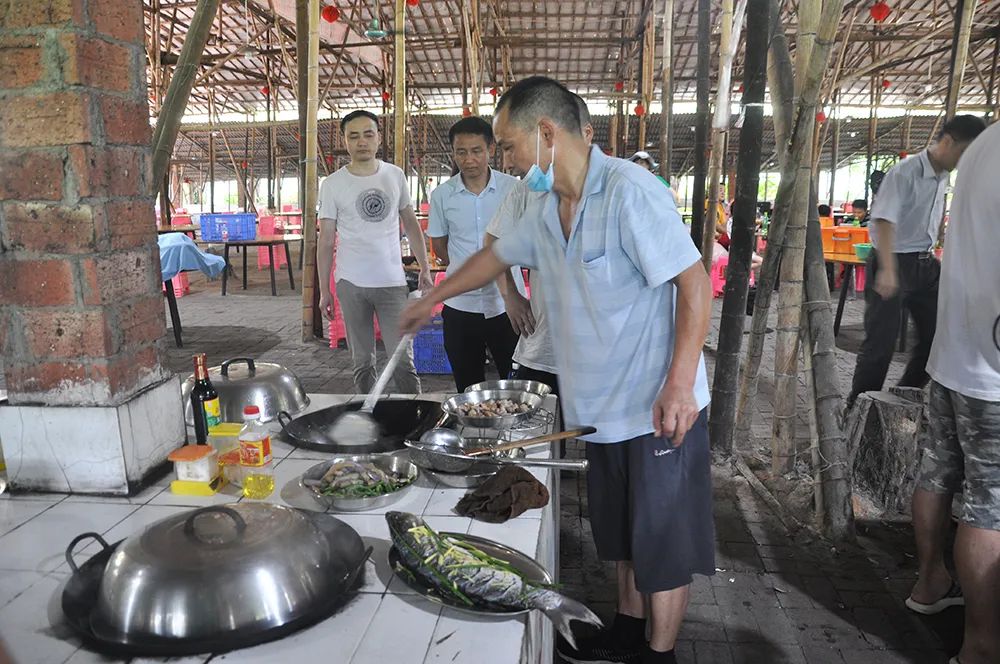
[158,233,226,347]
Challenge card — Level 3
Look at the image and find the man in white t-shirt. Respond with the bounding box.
[317,110,434,394]
[907,121,1000,664]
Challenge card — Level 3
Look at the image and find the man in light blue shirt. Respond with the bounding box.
[427,117,525,391]
[400,77,714,664]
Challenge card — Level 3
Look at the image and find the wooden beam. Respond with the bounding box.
[301,0,320,342]
[393,0,406,167]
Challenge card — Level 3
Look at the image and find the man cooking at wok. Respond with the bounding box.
[399,76,714,664]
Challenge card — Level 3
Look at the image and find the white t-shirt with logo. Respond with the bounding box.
[486,181,557,374]
[927,122,1000,401]
[318,160,411,288]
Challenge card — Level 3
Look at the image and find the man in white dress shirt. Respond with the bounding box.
[427,117,523,390]
[848,115,985,407]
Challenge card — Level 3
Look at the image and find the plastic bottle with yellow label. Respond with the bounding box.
[238,405,274,499]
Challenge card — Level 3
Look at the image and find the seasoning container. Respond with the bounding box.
[208,422,242,454]
[168,445,223,496]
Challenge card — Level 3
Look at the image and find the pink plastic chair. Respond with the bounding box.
[256,216,287,270]
[711,255,729,298]
[327,256,381,347]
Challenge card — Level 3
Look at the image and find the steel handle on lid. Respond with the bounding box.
[220,357,256,377]
[182,506,248,542]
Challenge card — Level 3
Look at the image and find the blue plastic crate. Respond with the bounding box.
[413,316,451,374]
[198,213,257,241]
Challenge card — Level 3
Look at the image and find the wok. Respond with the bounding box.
[278,398,445,454]
[405,428,592,474]
[62,505,369,657]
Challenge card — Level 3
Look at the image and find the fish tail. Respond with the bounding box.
[539,595,603,650]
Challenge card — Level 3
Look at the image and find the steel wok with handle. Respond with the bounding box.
[405,427,595,474]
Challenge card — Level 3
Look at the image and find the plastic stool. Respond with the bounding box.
[710,255,729,298]
[256,216,287,270]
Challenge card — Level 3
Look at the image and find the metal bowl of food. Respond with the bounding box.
[441,390,543,429]
[301,453,418,512]
[464,380,552,399]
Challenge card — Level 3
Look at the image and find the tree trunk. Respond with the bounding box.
[771,0,820,474]
[690,0,711,248]
[709,0,769,455]
[735,0,847,445]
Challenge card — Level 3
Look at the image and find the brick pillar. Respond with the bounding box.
[0,0,185,493]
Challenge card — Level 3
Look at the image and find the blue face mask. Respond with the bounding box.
[524,128,555,192]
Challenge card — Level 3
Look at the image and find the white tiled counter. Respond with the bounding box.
[0,393,562,664]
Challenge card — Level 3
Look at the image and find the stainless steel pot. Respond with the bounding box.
[181,357,309,424]
[63,503,369,654]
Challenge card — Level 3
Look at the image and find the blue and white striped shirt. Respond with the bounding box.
[493,146,710,443]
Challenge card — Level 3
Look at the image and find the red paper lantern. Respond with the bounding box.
[614,81,624,92]
[462,106,472,117]
[737,83,744,93]
[321,5,340,22]
[382,90,392,102]
[882,78,891,89]
[240,160,248,169]
[325,155,334,165]
[634,104,646,117]
[869,1,891,23]
[489,86,498,97]
[183,177,192,184]
[260,85,270,95]
[816,110,827,124]
[406,0,419,6]
[899,151,908,159]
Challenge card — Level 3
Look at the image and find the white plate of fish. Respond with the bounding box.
[386,512,601,647]
[301,454,418,512]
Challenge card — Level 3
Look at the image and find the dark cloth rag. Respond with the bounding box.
[454,466,549,523]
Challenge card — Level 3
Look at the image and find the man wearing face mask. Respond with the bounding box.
[427,117,524,391]
[400,77,714,664]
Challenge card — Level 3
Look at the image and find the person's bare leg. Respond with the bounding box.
[617,561,645,619]
[648,586,690,652]
[955,523,1000,664]
[910,488,956,602]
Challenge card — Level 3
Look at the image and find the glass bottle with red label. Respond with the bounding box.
[190,353,221,444]
[238,405,274,499]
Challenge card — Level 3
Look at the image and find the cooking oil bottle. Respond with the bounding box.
[238,406,274,499]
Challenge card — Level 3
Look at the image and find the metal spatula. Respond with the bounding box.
[329,333,414,446]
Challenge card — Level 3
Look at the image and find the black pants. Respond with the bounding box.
[850,252,940,402]
[441,305,519,392]
[511,365,559,395]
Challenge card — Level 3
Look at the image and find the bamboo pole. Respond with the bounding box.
[735,0,847,447]
[690,0,711,247]
[296,0,308,212]
[208,131,216,213]
[945,0,979,118]
[765,0,793,166]
[803,183,853,539]
[828,94,840,208]
[702,0,747,272]
[708,0,769,455]
[771,0,820,474]
[151,0,222,188]
[659,0,674,180]
[393,0,406,167]
[301,0,320,342]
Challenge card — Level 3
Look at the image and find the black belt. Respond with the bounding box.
[896,251,935,260]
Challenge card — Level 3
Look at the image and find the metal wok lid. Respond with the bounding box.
[181,357,309,423]
[81,503,366,644]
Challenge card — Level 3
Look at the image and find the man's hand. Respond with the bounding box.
[399,296,437,336]
[418,267,435,293]
[653,382,699,446]
[504,291,536,336]
[319,291,335,320]
[874,266,898,299]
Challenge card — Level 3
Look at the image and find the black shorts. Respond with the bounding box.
[585,410,715,593]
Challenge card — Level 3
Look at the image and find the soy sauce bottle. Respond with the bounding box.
[190,353,221,443]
